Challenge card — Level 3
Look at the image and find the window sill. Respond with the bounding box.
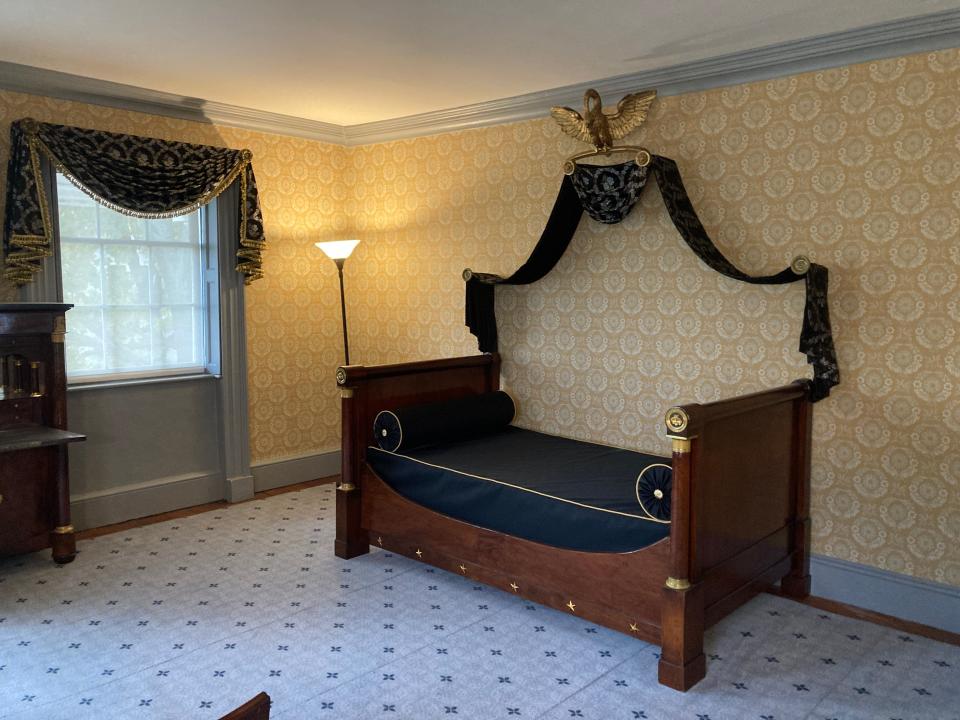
[67,372,219,392]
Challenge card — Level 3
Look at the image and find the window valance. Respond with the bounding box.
[2,118,266,286]
[465,155,839,401]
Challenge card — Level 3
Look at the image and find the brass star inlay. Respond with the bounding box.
[509,582,519,592]
[629,622,639,633]
[458,564,466,574]
[566,600,576,613]
[377,536,383,546]
[415,549,423,558]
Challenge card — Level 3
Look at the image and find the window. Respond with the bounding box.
[56,174,218,382]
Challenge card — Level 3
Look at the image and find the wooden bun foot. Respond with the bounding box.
[658,582,705,691]
[780,572,811,599]
[335,484,369,559]
[51,529,76,564]
[658,652,706,692]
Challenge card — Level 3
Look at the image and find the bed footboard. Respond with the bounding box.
[334,354,501,558]
[659,380,813,690]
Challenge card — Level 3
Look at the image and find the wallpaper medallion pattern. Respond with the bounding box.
[345,49,960,588]
[2,48,959,588]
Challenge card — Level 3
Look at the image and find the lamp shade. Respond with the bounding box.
[316,239,360,260]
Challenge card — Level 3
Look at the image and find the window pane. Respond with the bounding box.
[57,180,97,237]
[57,173,210,380]
[60,242,102,306]
[103,308,152,370]
[99,209,146,242]
[66,306,105,374]
[58,203,98,239]
[151,246,199,305]
[152,306,202,367]
[103,244,150,306]
[149,215,197,244]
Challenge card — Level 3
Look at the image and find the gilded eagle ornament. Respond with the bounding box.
[551,88,657,151]
[551,89,657,174]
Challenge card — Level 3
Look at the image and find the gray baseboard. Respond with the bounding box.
[810,554,960,634]
[68,451,339,531]
[225,474,255,503]
[70,471,224,531]
[251,449,341,492]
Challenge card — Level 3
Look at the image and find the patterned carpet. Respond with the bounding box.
[0,484,957,720]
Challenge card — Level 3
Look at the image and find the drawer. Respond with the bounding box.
[0,396,43,429]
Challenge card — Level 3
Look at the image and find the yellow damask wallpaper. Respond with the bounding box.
[1,47,958,587]
[343,49,960,588]
[0,90,350,462]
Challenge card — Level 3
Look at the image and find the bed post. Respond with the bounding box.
[780,381,813,598]
[335,366,369,559]
[658,408,706,691]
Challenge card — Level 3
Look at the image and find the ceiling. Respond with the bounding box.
[0,0,957,126]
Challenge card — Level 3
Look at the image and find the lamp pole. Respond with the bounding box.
[316,239,360,367]
[334,257,350,365]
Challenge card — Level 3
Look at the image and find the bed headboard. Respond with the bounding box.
[335,354,501,488]
[495,195,811,456]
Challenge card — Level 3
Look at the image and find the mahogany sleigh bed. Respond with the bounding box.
[333,352,813,691]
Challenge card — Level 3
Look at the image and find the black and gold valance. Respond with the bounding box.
[465,155,839,401]
[2,118,266,286]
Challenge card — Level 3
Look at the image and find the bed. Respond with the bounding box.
[334,352,813,691]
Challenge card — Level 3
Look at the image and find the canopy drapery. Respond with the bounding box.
[2,118,266,286]
[465,155,839,401]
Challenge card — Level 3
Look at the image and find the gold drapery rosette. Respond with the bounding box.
[2,118,266,286]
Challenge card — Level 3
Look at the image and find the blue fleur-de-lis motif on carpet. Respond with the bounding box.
[0,484,956,719]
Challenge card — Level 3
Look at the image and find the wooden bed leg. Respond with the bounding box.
[780,518,812,598]
[781,385,813,599]
[335,485,369,559]
[334,381,369,559]
[658,582,706,692]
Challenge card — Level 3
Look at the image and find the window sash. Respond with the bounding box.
[57,174,211,381]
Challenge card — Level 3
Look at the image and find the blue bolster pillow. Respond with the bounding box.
[373,391,516,452]
[635,463,672,522]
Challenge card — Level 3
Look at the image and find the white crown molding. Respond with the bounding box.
[1,9,959,147]
[0,61,348,145]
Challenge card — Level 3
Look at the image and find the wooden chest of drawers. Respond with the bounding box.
[0,303,85,563]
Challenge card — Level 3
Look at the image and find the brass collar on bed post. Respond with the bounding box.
[665,576,692,591]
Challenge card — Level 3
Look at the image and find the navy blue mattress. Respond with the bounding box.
[366,426,671,553]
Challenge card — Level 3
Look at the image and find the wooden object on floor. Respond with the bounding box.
[218,692,270,720]
[0,303,85,564]
[335,354,814,692]
[781,591,960,647]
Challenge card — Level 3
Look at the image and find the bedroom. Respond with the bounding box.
[0,1,958,718]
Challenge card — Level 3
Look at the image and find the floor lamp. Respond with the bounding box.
[316,240,360,365]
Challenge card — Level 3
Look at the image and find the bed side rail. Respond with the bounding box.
[664,380,812,591]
